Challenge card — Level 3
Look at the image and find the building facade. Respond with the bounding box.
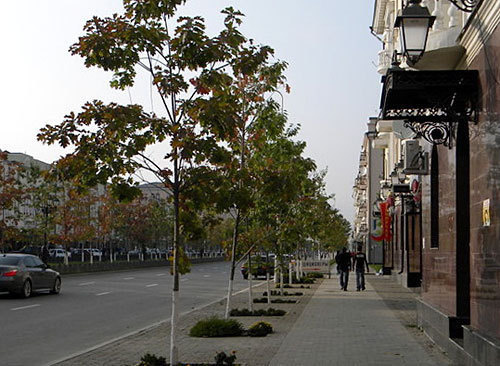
[368,1,500,364]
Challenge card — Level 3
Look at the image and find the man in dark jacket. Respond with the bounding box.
[335,247,351,291]
[352,244,369,291]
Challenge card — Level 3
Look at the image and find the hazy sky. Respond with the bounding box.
[0,1,381,222]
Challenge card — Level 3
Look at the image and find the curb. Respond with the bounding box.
[47,281,266,366]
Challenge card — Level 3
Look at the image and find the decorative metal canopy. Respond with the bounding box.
[449,0,480,13]
[380,69,478,147]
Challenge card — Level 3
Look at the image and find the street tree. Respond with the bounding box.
[37,1,274,363]
[0,152,26,251]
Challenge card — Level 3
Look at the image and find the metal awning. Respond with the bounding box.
[380,69,479,123]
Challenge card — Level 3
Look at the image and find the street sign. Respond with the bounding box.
[300,259,330,274]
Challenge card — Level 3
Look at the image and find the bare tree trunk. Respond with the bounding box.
[266,271,271,304]
[225,209,240,319]
[266,252,271,304]
[248,252,253,312]
[170,156,180,366]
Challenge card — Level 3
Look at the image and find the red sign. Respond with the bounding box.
[371,202,392,242]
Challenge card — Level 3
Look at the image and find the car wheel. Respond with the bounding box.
[50,277,61,294]
[20,280,32,298]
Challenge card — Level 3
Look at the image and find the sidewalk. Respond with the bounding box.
[269,273,452,366]
[52,273,453,366]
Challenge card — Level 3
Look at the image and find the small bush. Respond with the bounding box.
[138,353,167,366]
[189,317,244,337]
[247,321,273,337]
[263,291,303,297]
[306,272,324,279]
[230,308,286,316]
[214,351,237,366]
[253,297,296,304]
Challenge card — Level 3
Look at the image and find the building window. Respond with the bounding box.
[430,145,439,248]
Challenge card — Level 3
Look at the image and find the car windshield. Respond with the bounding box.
[0,256,21,266]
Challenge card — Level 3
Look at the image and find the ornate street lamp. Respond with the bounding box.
[395,0,435,66]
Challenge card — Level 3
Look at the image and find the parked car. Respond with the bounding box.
[241,255,274,279]
[49,249,71,259]
[16,245,42,256]
[0,253,61,298]
[84,249,102,257]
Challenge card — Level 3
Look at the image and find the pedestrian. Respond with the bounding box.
[335,247,351,291]
[353,244,369,291]
[40,244,50,264]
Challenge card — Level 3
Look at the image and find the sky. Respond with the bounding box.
[0,1,382,223]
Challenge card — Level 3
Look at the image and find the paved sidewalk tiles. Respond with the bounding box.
[53,273,452,366]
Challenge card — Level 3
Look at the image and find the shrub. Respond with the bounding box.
[247,321,273,337]
[253,297,296,304]
[306,272,324,279]
[230,308,286,316]
[214,351,237,366]
[189,317,244,337]
[138,353,167,366]
[263,291,303,297]
[271,298,297,304]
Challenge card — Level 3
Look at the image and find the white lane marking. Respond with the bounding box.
[203,275,210,278]
[181,278,188,282]
[156,273,166,277]
[11,304,40,311]
[146,284,158,287]
[96,292,111,296]
[123,277,135,280]
[79,281,95,286]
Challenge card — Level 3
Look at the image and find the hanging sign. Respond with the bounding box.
[371,202,392,242]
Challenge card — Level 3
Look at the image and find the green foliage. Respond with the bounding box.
[282,275,315,284]
[189,317,244,337]
[306,272,324,279]
[137,351,237,365]
[138,353,167,366]
[263,291,303,297]
[253,298,296,304]
[247,321,273,337]
[214,351,237,366]
[229,308,285,316]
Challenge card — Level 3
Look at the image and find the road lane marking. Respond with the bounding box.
[79,281,95,286]
[146,284,158,287]
[156,273,166,276]
[181,278,188,282]
[123,277,135,280]
[96,292,111,296]
[203,275,210,278]
[11,304,40,311]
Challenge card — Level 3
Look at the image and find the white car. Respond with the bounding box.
[49,249,71,259]
[85,249,102,257]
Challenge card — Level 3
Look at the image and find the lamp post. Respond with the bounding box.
[394,0,435,66]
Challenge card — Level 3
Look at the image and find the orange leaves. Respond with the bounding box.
[189,77,210,95]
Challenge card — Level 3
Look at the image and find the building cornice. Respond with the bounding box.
[372,0,390,34]
[459,0,500,67]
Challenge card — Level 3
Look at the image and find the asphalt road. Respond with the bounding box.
[0,261,257,366]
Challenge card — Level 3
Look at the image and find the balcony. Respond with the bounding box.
[377,49,392,75]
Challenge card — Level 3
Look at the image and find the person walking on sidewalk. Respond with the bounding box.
[353,244,369,291]
[335,247,351,291]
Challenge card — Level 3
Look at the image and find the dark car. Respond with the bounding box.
[0,254,62,298]
[241,255,274,279]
